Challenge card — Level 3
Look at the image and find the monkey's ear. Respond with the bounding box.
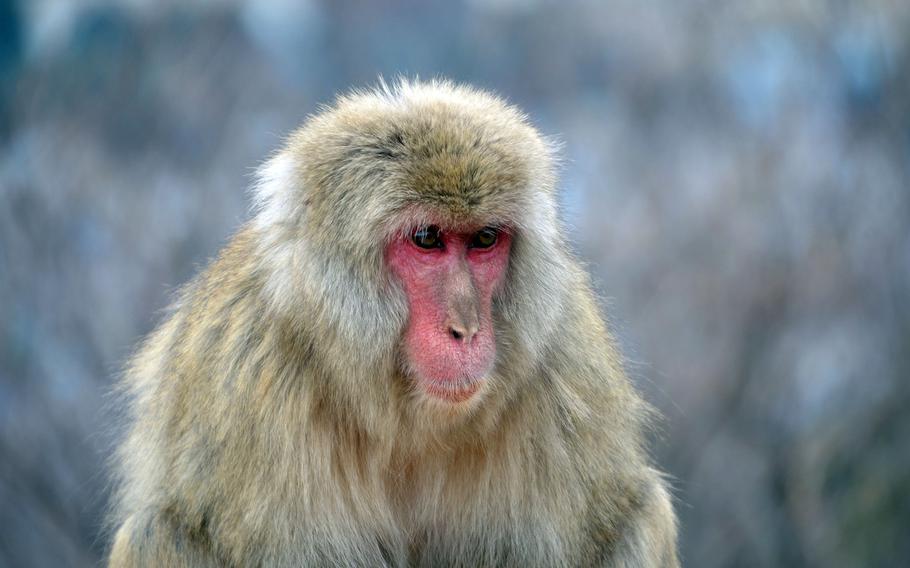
[250,152,305,233]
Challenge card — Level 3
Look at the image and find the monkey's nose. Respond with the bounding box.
[446,291,480,344]
[448,322,478,344]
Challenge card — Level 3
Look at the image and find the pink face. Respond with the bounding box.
[386,224,512,404]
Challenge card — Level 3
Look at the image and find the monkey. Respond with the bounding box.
[108,79,679,567]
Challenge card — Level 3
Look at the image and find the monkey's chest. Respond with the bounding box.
[381,463,576,566]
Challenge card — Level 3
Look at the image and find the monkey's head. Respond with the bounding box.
[251,80,570,428]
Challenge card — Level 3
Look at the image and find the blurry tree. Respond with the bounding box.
[1,1,908,566]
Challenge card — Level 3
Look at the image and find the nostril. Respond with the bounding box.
[450,328,463,341]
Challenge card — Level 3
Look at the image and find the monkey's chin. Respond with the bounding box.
[419,377,485,404]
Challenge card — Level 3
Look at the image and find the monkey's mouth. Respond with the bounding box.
[404,331,495,405]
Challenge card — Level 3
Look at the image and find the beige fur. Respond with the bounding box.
[108,79,679,567]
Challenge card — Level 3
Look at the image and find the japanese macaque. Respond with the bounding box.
[108,80,679,567]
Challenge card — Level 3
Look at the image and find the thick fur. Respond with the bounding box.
[108,80,679,567]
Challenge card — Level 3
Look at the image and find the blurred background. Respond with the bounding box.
[1,0,908,566]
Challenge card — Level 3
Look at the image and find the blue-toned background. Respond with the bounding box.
[1,1,908,566]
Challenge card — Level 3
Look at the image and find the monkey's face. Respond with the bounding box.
[386,223,512,405]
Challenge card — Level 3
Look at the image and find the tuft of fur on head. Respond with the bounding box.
[249,78,571,431]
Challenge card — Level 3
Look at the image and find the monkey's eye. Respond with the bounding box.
[470,227,499,249]
[412,225,443,249]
